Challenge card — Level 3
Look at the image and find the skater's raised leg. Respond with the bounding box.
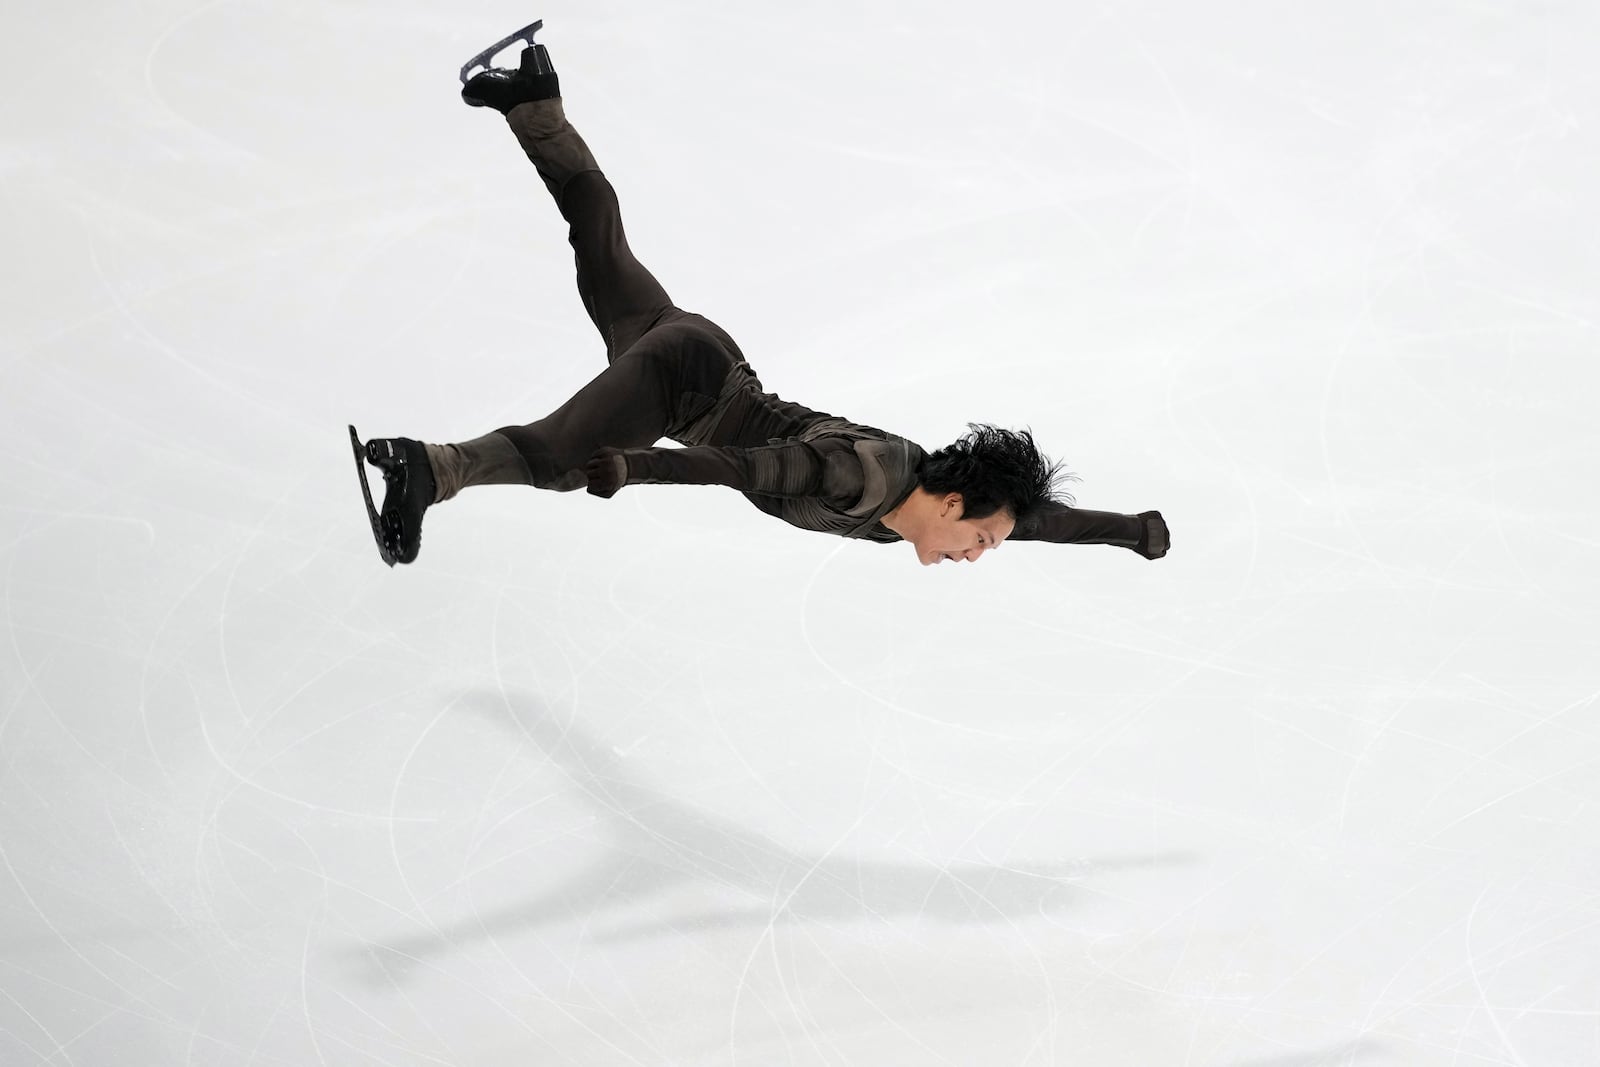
[465,30,674,363]
[502,102,674,362]
[428,28,704,496]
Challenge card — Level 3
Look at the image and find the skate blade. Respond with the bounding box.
[349,425,397,567]
[460,19,543,84]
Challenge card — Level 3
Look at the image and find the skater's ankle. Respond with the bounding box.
[425,434,533,503]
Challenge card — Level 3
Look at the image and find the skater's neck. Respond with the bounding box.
[878,489,925,539]
[882,487,958,538]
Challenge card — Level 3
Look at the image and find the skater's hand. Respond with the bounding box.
[1135,511,1169,559]
[585,448,629,499]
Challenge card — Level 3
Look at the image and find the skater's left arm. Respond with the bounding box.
[584,439,865,505]
[1011,503,1170,559]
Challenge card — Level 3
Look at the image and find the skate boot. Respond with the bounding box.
[367,437,437,565]
[461,20,560,113]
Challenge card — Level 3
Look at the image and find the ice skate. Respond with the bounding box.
[460,19,560,113]
[349,426,436,566]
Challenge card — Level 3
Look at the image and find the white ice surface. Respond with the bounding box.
[3,2,1599,1064]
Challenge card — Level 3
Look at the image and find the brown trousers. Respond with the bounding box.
[429,100,749,499]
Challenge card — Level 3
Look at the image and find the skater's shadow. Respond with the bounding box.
[348,687,1194,981]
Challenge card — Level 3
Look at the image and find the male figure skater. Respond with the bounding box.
[352,22,1169,569]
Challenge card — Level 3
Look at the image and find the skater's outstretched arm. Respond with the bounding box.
[1011,503,1170,559]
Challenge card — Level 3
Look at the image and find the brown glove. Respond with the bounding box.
[1135,511,1169,559]
[584,448,629,499]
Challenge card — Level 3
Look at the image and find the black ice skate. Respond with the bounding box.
[460,19,560,113]
[348,425,435,567]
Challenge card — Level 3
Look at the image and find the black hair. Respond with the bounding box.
[918,423,1074,523]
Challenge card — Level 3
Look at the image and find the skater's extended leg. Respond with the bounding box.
[428,321,739,500]
[504,99,673,362]
[493,367,668,493]
[465,35,674,362]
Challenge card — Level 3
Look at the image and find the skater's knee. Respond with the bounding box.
[495,425,551,475]
[558,169,618,218]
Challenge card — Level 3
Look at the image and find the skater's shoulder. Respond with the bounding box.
[798,416,923,455]
[808,420,924,482]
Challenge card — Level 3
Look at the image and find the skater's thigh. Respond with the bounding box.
[541,322,737,441]
[561,172,674,359]
[619,319,747,436]
[500,320,748,486]
[512,346,679,474]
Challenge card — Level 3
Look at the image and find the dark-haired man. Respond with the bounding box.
[354,24,1168,569]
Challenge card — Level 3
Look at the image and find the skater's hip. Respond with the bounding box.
[613,309,758,445]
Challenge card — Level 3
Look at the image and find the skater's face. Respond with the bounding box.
[916,494,1014,566]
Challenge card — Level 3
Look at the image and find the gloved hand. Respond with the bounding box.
[1135,510,1169,559]
[585,448,629,499]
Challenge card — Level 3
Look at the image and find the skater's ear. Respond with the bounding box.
[940,492,965,520]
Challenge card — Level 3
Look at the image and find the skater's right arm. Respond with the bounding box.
[1011,504,1170,559]
[585,439,866,505]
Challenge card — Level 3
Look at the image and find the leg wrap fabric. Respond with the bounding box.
[505,98,601,200]
[425,433,534,503]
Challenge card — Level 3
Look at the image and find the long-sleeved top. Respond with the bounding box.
[613,368,1161,555]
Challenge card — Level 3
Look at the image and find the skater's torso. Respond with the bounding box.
[660,320,924,543]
